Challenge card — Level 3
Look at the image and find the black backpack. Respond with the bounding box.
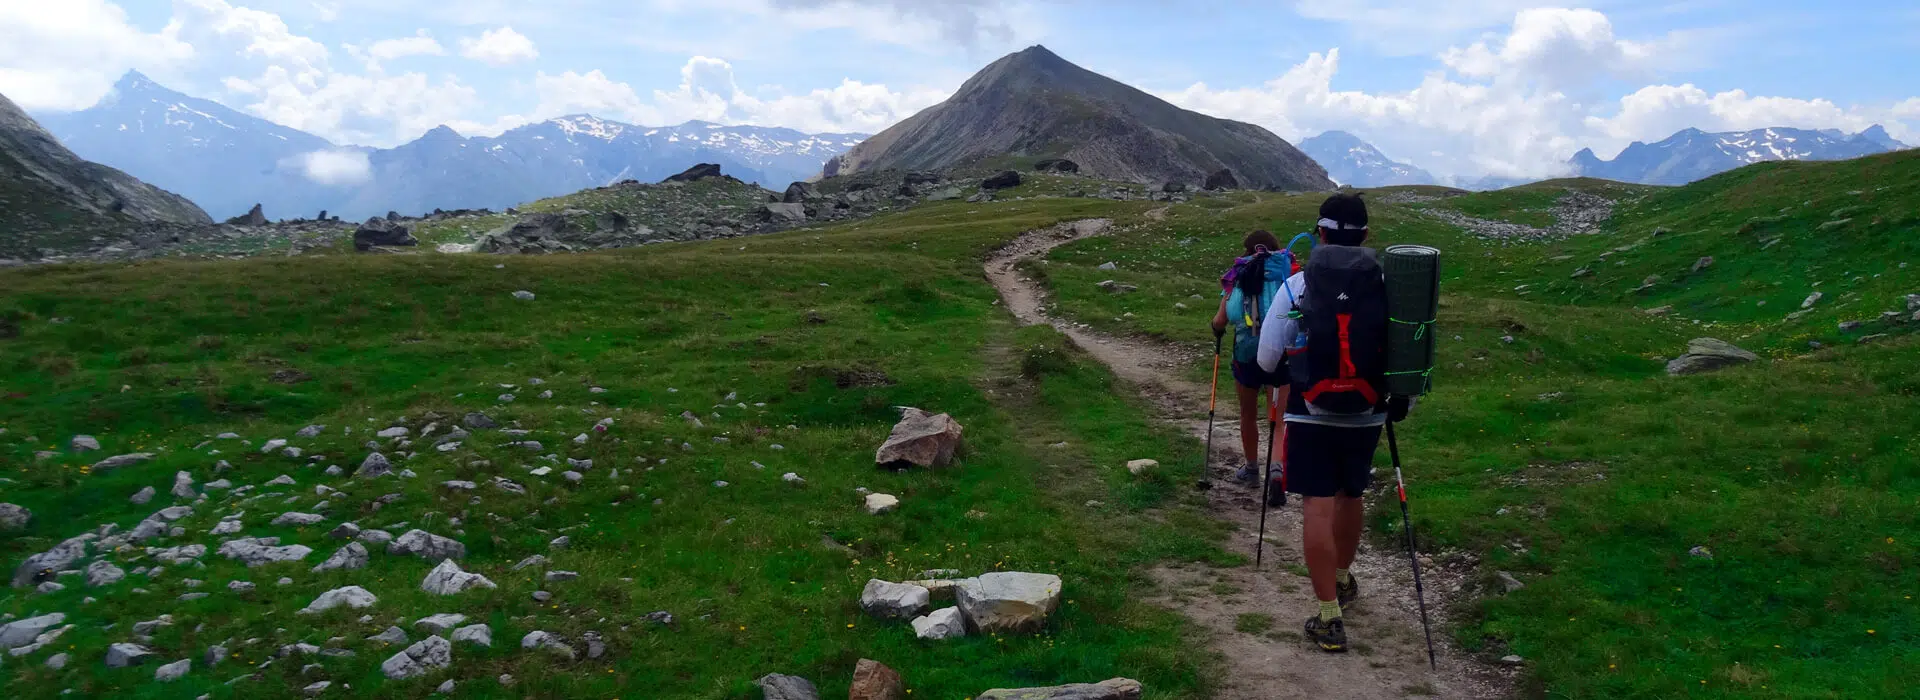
[1288,245,1389,415]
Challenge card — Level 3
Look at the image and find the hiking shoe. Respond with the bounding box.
[1232,463,1259,485]
[1265,477,1288,508]
[1304,615,1348,653]
[1337,575,1360,610]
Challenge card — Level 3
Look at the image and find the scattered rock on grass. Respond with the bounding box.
[299,586,378,614]
[356,453,393,479]
[1125,459,1157,475]
[911,607,967,640]
[452,624,491,647]
[0,613,65,649]
[520,631,575,660]
[757,673,821,700]
[420,560,496,595]
[1665,338,1758,376]
[850,659,905,700]
[381,635,452,679]
[0,503,32,530]
[312,542,369,572]
[415,614,466,634]
[875,407,963,468]
[864,493,900,515]
[106,642,155,668]
[389,530,465,561]
[155,658,191,681]
[218,538,313,566]
[92,453,154,472]
[859,579,930,620]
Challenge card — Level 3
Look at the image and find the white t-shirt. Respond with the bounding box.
[1255,271,1308,374]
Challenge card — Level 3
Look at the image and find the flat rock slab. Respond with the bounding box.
[0,613,65,649]
[976,678,1143,700]
[1666,337,1759,375]
[859,579,930,620]
[956,572,1063,634]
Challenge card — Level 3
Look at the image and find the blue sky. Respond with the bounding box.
[4,0,1917,179]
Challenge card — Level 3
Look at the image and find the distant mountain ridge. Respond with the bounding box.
[1572,125,1907,185]
[1,88,208,256]
[830,45,1331,191]
[39,72,867,221]
[1297,131,1435,187]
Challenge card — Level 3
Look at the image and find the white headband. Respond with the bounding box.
[1318,218,1368,231]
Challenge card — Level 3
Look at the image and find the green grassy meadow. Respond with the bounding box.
[3,153,1917,699]
[0,197,1237,698]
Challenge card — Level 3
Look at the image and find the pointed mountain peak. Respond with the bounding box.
[422,125,463,140]
[112,70,175,96]
[1007,45,1067,65]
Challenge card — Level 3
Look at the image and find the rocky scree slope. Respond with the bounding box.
[0,91,209,258]
[827,46,1332,192]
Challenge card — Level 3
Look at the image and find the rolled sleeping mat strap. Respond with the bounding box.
[1383,244,1441,397]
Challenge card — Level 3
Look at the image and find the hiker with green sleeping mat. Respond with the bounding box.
[1256,193,1414,653]
[1210,230,1295,487]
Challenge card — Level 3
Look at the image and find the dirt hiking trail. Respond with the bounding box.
[986,219,1515,700]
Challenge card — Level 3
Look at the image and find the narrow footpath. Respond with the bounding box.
[985,219,1514,700]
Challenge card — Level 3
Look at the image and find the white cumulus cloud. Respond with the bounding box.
[524,56,945,134]
[1159,8,1920,180]
[459,26,539,66]
[0,0,196,110]
[288,149,372,185]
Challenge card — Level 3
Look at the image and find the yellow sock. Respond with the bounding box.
[1336,568,1352,585]
[1318,599,1342,622]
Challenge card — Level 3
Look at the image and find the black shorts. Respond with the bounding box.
[1232,360,1287,389]
[1282,422,1383,498]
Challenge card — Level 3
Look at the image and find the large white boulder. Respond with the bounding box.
[956,572,1063,634]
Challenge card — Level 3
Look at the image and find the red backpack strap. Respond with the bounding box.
[1336,313,1357,378]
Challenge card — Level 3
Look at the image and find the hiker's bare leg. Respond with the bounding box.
[1236,382,1260,466]
[1302,496,1341,602]
[1333,495,1364,570]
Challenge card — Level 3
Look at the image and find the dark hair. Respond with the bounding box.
[1242,230,1281,256]
[1318,193,1369,246]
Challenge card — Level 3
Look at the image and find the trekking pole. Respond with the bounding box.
[1201,333,1223,477]
[1255,387,1282,567]
[1387,417,1438,670]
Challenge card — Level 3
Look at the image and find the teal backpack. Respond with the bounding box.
[1225,233,1314,366]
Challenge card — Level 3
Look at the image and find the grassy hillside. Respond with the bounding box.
[1416,178,1659,228]
[1031,159,1919,698]
[1439,151,1920,349]
[0,197,1249,698]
